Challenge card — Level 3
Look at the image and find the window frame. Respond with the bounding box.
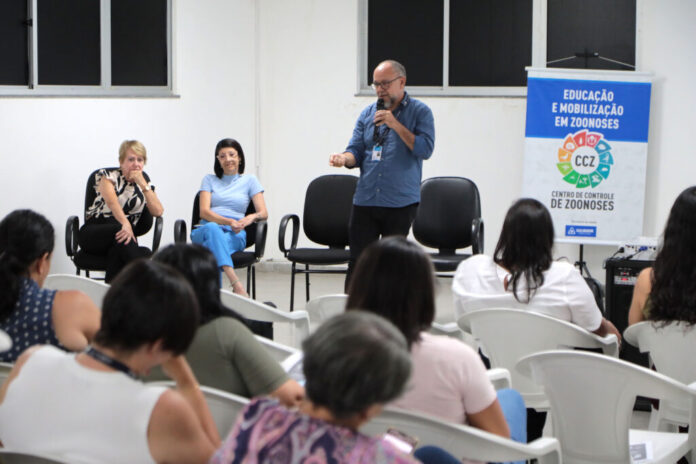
[357,0,642,97]
[0,0,175,97]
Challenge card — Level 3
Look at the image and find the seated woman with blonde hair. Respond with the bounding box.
[78,140,164,282]
[628,186,696,326]
[0,209,100,362]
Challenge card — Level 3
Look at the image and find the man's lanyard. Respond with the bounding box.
[373,107,403,147]
[84,346,139,380]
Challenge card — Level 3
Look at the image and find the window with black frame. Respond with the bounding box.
[0,0,171,96]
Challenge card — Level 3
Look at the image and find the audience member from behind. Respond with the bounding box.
[347,236,511,438]
[0,260,220,464]
[453,198,620,339]
[77,140,164,282]
[148,244,304,406]
[191,138,268,297]
[0,209,100,363]
[210,311,419,464]
[629,186,696,326]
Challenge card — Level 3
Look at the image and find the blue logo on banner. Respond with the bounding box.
[525,77,651,143]
[565,225,597,237]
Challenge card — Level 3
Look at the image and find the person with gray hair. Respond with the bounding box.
[329,58,435,290]
[210,311,420,463]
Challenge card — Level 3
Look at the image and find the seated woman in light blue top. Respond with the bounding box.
[191,138,268,296]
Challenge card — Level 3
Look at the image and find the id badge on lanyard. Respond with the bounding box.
[372,145,383,161]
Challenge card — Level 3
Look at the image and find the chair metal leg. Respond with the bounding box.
[252,266,257,300]
[290,262,296,311]
[305,264,310,302]
[246,266,252,297]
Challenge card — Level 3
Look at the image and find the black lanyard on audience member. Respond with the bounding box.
[85,346,139,380]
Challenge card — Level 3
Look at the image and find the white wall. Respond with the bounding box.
[1,0,694,280]
[0,0,258,274]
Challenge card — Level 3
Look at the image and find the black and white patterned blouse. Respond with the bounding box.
[85,168,146,225]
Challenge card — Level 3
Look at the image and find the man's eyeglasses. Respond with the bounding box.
[371,76,403,91]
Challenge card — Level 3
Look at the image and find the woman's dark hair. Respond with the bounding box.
[494,198,554,303]
[0,209,55,321]
[649,186,696,324]
[302,311,411,420]
[94,259,200,355]
[346,236,435,347]
[153,244,246,326]
[213,138,246,178]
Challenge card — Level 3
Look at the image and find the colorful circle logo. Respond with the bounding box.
[557,129,613,189]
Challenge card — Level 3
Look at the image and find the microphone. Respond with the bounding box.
[373,98,385,144]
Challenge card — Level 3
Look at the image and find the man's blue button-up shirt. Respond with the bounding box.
[345,92,435,208]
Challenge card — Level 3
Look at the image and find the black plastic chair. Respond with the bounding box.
[412,176,483,276]
[174,191,267,299]
[65,168,163,279]
[279,174,358,310]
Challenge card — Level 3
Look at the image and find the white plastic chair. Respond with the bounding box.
[148,381,249,437]
[43,273,110,308]
[0,329,11,353]
[1,361,13,388]
[428,321,477,348]
[305,293,346,331]
[624,320,696,431]
[517,349,696,464]
[254,335,299,363]
[458,308,618,410]
[219,290,310,348]
[361,406,562,464]
[0,450,70,464]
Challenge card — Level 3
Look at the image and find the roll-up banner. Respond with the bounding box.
[522,67,652,245]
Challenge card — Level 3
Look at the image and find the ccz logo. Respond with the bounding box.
[556,129,613,189]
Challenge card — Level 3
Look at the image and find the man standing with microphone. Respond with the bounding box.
[329,59,435,288]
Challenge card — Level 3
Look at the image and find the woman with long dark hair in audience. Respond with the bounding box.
[0,209,100,362]
[453,198,619,338]
[191,138,267,297]
[346,236,512,440]
[628,186,696,325]
[148,243,304,407]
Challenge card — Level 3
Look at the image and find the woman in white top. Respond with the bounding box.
[453,198,620,339]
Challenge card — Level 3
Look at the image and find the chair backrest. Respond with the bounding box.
[0,362,13,388]
[427,321,476,348]
[0,330,11,353]
[0,450,70,464]
[219,290,310,347]
[458,308,618,409]
[83,167,154,236]
[624,321,696,385]
[302,175,358,248]
[191,190,258,249]
[624,321,696,426]
[305,294,346,331]
[254,335,299,363]
[43,274,110,308]
[412,177,481,252]
[517,350,696,464]
[147,381,249,437]
[360,407,561,464]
